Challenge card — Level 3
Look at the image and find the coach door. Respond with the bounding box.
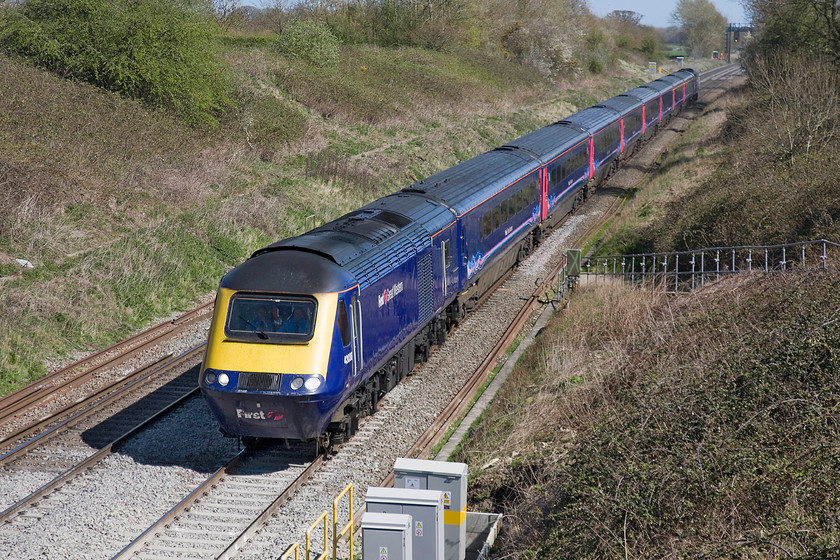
[539,169,548,221]
[350,294,363,376]
[440,225,459,300]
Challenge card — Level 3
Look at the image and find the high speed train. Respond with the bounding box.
[199,68,699,447]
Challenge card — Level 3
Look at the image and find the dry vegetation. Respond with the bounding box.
[463,272,840,558]
[457,55,840,558]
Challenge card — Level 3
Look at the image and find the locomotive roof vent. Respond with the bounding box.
[347,208,412,230]
[404,176,450,193]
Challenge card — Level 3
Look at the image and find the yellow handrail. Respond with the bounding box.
[306,511,329,560]
[333,483,354,560]
[280,542,300,560]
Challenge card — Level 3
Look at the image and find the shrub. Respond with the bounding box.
[274,20,341,68]
[0,0,232,126]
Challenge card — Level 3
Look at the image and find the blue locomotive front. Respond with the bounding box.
[200,249,363,440]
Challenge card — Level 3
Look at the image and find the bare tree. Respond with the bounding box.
[748,52,840,159]
[671,0,727,57]
[213,0,243,32]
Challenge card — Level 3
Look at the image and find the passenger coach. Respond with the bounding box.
[199,68,699,446]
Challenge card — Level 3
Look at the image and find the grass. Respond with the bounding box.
[0,38,658,395]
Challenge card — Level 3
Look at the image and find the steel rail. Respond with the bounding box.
[0,301,212,430]
[0,353,174,453]
[113,63,739,558]
[0,387,199,523]
[111,445,255,559]
[374,63,729,490]
[215,457,326,560]
[0,346,203,465]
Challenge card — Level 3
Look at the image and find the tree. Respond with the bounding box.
[213,0,243,32]
[671,0,727,57]
[607,10,642,25]
[745,0,840,64]
[0,0,232,126]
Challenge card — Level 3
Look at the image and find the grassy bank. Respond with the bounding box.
[0,38,691,394]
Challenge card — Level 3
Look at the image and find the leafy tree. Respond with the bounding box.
[671,0,727,57]
[0,0,232,126]
[745,0,840,64]
[275,19,341,67]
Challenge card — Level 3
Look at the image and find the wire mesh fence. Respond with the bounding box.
[578,240,840,292]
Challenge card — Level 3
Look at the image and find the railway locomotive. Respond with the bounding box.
[199,68,699,447]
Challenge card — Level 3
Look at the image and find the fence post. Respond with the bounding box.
[782,246,787,270]
[333,484,354,560]
[675,254,680,291]
[747,249,752,272]
[822,241,828,270]
[691,253,696,290]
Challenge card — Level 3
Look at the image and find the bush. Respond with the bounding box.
[274,20,341,68]
[0,0,232,126]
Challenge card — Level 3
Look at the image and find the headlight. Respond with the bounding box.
[304,377,322,391]
[218,373,230,387]
[204,372,217,385]
[290,377,304,390]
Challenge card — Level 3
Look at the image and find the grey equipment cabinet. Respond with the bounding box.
[361,512,413,560]
[392,458,468,560]
[365,486,445,560]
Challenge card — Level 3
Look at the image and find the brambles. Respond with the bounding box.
[0,0,232,126]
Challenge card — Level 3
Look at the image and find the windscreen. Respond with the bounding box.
[225,295,317,342]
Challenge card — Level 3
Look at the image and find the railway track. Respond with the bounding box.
[0,65,742,560]
[110,81,720,557]
[0,302,213,443]
[113,440,320,560]
[0,347,203,522]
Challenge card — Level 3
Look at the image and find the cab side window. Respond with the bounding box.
[337,301,351,347]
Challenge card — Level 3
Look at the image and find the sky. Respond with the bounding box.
[585,0,749,28]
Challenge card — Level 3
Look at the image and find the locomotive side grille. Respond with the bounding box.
[237,372,282,391]
[418,253,434,321]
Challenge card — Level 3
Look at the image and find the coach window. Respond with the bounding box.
[337,300,351,347]
[645,100,659,124]
[442,239,452,268]
[492,206,500,230]
[483,212,491,238]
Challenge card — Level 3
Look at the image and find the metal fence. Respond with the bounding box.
[579,239,840,292]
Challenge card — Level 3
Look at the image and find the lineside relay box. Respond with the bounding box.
[393,458,468,560]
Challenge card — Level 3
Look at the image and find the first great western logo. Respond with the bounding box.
[377,281,404,308]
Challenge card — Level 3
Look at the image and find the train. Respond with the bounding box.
[199,68,699,447]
